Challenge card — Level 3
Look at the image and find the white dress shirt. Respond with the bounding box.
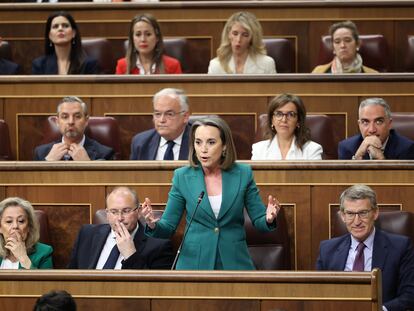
[155,132,184,160]
[95,224,139,269]
[251,135,323,160]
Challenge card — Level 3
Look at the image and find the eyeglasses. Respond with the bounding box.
[106,207,138,217]
[342,209,373,221]
[273,111,298,120]
[153,110,185,120]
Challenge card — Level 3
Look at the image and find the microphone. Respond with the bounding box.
[171,191,205,270]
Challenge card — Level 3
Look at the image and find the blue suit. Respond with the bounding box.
[146,163,275,270]
[68,222,174,269]
[130,124,191,160]
[338,129,414,159]
[0,59,20,75]
[32,54,99,74]
[317,230,414,310]
[33,136,114,160]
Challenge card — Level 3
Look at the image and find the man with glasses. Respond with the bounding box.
[317,184,414,310]
[130,88,191,160]
[338,97,414,159]
[68,187,174,269]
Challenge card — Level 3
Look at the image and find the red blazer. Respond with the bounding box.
[115,55,182,74]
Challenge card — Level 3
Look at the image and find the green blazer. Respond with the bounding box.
[0,242,53,269]
[146,163,275,270]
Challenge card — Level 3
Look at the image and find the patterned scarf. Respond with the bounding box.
[331,53,363,73]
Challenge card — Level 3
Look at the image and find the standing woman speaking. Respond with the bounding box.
[142,117,280,270]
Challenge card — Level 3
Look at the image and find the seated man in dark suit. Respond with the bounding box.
[317,185,414,311]
[130,88,191,160]
[0,58,20,75]
[338,97,414,159]
[34,96,114,161]
[0,38,20,75]
[68,187,174,269]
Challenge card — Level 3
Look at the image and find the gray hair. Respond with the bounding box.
[359,98,391,119]
[57,96,88,116]
[106,187,139,209]
[0,197,40,257]
[339,184,378,211]
[153,88,189,112]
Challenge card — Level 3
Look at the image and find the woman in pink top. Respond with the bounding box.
[116,14,182,75]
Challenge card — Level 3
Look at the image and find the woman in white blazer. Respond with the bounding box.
[208,11,276,74]
[252,94,323,160]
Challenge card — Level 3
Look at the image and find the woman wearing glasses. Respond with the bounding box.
[251,93,323,160]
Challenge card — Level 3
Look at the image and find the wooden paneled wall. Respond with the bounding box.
[1,161,413,270]
[1,1,414,72]
[1,75,413,160]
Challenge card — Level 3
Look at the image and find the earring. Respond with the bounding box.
[72,38,75,45]
[356,47,360,51]
[271,124,276,131]
[222,149,226,157]
[49,42,53,47]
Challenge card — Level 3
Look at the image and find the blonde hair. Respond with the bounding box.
[0,197,39,258]
[216,11,266,73]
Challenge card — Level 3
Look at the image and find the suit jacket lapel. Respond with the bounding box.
[133,222,148,266]
[84,136,97,160]
[333,235,351,270]
[372,230,388,270]
[217,165,240,220]
[148,133,160,160]
[89,225,111,269]
[185,167,216,221]
[179,124,191,160]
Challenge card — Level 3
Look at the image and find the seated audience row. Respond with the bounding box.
[0,10,389,75]
[1,182,413,310]
[30,91,414,162]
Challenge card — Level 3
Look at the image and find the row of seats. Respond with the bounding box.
[35,206,412,270]
[1,112,414,160]
[3,34,414,73]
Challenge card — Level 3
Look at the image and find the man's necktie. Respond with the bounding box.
[163,140,175,160]
[102,244,120,269]
[352,242,366,271]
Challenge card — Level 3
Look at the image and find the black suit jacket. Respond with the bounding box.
[317,229,414,310]
[338,129,414,159]
[0,59,20,75]
[33,136,114,160]
[68,222,174,269]
[130,123,191,160]
[32,54,99,74]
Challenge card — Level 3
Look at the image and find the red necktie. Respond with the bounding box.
[352,242,366,271]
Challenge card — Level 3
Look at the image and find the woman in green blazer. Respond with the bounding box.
[0,197,53,269]
[143,116,280,270]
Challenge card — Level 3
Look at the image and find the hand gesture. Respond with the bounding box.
[68,143,90,161]
[266,195,280,224]
[354,136,384,159]
[45,143,69,161]
[5,231,31,269]
[141,197,160,229]
[113,221,136,259]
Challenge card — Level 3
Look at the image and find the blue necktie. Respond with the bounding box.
[163,141,175,160]
[102,244,120,269]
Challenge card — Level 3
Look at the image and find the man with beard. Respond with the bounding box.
[34,96,114,161]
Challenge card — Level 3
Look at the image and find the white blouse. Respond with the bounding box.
[0,258,19,269]
[251,135,323,160]
[208,54,276,74]
[208,194,222,219]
